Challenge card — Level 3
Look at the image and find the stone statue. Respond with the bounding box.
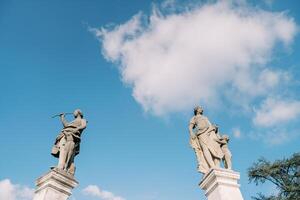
[51,109,87,175]
[189,106,232,174]
[220,135,232,169]
[211,126,232,170]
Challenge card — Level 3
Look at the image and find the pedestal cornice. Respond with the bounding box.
[199,168,244,200]
[33,168,78,200]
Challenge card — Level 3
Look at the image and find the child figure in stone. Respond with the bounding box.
[219,135,232,170]
[211,125,232,170]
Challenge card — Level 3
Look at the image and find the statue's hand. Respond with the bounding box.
[59,113,65,120]
[222,134,229,141]
[216,139,226,144]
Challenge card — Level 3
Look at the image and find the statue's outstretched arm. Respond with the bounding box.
[60,114,69,127]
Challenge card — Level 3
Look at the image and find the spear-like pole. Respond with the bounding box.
[51,112,73,118]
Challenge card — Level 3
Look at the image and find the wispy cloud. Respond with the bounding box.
[250,97,300,145]
[82,185,125,200]
[232,127,242,138]
[92,1,297,116]
[248,128,297,145]
[0,179,34,200]
[263,0,275,7]
[253,98,300,127]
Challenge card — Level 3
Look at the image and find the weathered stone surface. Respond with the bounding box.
[189,106,233,174]
[51,109,87,175]
[199,168,244,200]
[33,168,78,200]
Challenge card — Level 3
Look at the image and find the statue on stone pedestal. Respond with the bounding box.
[189,106,232,174]
[51,109,87,175]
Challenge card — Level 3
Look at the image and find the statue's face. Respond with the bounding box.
[73,109,82,117]
[196,108,203,114]
[73,111,78,117]
[194,106,203,115]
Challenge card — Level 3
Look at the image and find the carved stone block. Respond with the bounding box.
[33,168,78,200]
[199,168,244,200]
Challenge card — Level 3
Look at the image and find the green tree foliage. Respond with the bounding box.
[248,153,300,200]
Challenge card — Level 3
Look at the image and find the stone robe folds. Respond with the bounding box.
[190,115,224,173]
[51,125,81,158]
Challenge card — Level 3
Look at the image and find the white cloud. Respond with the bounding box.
[93,1,297,116]
[263,0,275,8]
[250,97,300,145]
[0,179,34,200]
[232,128,242,138]
[82,185,125,200]
[253,98,300,127]
[249,128,295,145]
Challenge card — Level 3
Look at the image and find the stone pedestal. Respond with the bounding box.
[199,168,244,200]
[33,168,78,200]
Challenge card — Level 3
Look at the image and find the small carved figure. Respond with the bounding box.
[211,126,232,170]
[220,135,232,170]
[51,109,87,175]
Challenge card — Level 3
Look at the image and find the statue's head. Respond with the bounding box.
[74,109,83,118]
[194,106,203,115]
[222,135,229,141]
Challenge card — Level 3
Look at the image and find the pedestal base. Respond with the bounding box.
[199,168,244,200]
[33,168,78,200]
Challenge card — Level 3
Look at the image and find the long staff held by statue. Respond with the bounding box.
[51,112,73,118]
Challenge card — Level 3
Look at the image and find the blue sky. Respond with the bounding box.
[0,0,299,200]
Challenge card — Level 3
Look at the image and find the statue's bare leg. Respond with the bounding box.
[224,155,232,169]
[57,138,67,169]
[64,141,75,171]
[213,158,221,168]
[200,144,215,168]
[67,153,76,175]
